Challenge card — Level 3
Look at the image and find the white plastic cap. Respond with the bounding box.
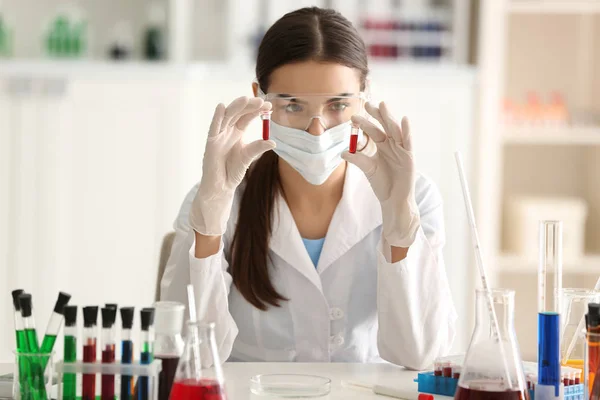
[153,301,185,335]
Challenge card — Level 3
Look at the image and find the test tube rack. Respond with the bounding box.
[414,372,585,399]
[55,359,162,400]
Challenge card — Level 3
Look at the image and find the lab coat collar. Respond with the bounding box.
[269,164,382,290]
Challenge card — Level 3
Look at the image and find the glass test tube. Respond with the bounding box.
[19,293,48,399]
[101,307,117,400]
[82,306,99,400]
[538,221,563,397]
[260,110,272,140]
[63,305,78,400]
[138,308,155,400]
[120,307,135,400]
[587,303,600,397]
[12,289,29,398]
[349,122,360,154]
[41,292,71,354]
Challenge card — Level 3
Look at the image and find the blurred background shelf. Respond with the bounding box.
[509,0,600,14]
[496,253,600,273]
[503,126,600,145]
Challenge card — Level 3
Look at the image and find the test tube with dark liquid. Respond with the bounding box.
[101,307,117,400]
[82,306,99,400]
[138,308,155,400]
[260,110,272,140]
[154,301,185,400]
[120,307,135,400]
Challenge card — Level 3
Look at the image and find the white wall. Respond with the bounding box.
[0,62,476,361]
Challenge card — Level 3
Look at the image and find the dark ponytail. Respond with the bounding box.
[229,7,369,311]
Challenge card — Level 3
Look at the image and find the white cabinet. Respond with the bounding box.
[0,67,200,361]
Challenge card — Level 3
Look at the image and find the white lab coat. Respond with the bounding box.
[160,164,456,370]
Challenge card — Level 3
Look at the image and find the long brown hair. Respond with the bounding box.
[229,7,369,310]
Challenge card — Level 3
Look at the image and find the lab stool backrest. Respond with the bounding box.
[155,231,176,301]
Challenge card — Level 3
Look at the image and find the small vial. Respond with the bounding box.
[349,122,360,154]
[260,110,272,140]
[452,365,461,380]
[568,371,575,386]
[575,371,581,384]
[562,372,568,387]
[433,362,442,377]
[442,362,452,378]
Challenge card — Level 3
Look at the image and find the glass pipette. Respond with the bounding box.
[454,151,513,389]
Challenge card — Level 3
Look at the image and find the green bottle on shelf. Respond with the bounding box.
[0,15,7,57]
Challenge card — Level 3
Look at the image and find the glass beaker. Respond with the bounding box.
[170,322,227,400]
[560,288,600,368]
[454,289,529,400]
[153,301,185,400]
[13,351,54,400]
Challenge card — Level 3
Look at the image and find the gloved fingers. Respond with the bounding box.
[240,139,276,166]
[351,115,387,143]
[365,102,390,136]
[208,103,226,138]
[379,102,404,145]
[235,101,272,132]
[230,97,266,128]
[341,151,378,178]
[221,96,251,129]
[400,116,412,152]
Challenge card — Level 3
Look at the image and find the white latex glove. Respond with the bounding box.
[341,101,420,248]
[190,96,275,236]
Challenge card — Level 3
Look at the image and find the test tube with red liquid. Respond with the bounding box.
[434,361,442,377]
[442,362,452,378]
[260,110,272,140]
[82,306,99,400]
[349,122,360,154]
[101,307,117,400]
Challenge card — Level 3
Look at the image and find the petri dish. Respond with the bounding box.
[250,374,331,398]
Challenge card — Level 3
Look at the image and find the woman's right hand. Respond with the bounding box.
[190,96,274,237]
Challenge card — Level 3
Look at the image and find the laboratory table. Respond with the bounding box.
[0,362,453,400]
[213,362,451,399]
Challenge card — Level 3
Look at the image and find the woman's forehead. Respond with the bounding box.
[268,60,362,94]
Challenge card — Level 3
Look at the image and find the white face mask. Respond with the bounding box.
[270,120,354,185]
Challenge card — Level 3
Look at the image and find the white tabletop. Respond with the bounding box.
[219,362,451,399]
[0,362,453,400]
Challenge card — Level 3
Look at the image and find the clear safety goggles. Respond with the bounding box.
[261,92,368,130]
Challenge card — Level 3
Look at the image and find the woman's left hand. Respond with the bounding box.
[342,101,420,248]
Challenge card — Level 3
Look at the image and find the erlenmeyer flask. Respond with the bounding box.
[455,289,530,400]
[169,322,227,400]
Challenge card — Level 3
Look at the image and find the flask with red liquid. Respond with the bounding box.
[454,289,529,400]
[153,301,185,400]
[170,322,227,400]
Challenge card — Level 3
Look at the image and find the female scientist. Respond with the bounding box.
[160,7,456,370]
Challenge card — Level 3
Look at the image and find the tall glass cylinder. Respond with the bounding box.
[537,221,563,399]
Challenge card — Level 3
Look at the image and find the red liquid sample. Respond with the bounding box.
[442,366,452,378]
[170,379,226,400]
[569,377,575,386]
[156,356,180,400]
[349,134,358,153]
[453,372,460,379]
[83,339,97,400]
[101,344,116,400]
[563,377,569,386]
[575,376,580,384]
[434,369,442,377]
[454,386,529,400]
[262,119,270,140]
